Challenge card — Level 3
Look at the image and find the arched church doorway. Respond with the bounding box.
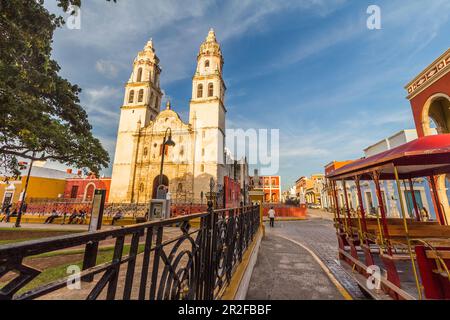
[152,175,169,199]
[422,94,450,224]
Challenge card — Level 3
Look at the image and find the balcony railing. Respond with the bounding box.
[0,203,260,300]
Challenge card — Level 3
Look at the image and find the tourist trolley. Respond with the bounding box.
[327,134,450,300]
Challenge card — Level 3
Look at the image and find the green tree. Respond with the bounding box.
[0,0,115,177]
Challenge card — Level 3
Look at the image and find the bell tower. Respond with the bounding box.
[110,39,163,203]
[189,29,227,192]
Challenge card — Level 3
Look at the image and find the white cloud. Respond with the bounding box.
[95,60,120,78]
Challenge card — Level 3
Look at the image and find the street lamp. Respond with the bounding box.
[15,151,36,228]
[157,127,175,199]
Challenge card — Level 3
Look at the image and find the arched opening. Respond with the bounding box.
[138,89,144,103]
[152,175,169,199]
[197,84,203,98]
[422,94,450,136]
[422,94,450,224]
[137,67,143,82]
[208,83,214,97]
[83,183,96,202]
[205,60,210,68]
[128,90,135,103]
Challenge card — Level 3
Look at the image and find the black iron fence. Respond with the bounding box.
[0,202,260,300]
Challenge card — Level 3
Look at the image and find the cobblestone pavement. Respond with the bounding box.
[261,209,367,300]
[246,233,344,300]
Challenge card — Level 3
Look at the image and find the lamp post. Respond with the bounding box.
[157,127,175,199]
[15,151,35,228]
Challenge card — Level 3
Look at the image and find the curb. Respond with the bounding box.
[220,227,263,300]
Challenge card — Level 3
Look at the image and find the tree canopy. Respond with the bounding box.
[0,0,115,177]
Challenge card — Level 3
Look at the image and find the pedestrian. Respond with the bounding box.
[112,210,123,226]
[44,210,59,224]
[2,203,12,223]
[420,207,430,222]
[68,209,79,224]
[268,206,276,228]
[61,211,67,225]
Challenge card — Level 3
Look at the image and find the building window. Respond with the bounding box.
[70,186,79,199]
[143,147,148,157]
[177,183,183,192]
[205,60,210,68]
[128,90,135,103]
[201,164,205,172]
[138,89,144,103]
[155,97,159,109]
[202,148,205,156]
[208,83,214,97]
[197,84,203,98]
[139,183,144,192]
[137,67,143,82]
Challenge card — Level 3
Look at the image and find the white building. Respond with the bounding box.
[109,29,227,203]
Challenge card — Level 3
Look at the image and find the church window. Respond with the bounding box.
[139,183,144,192]
[143,147,148,157]
[138,89,144,103]
[205,60,210,68]
[128,90,135,103]
[197,84,203,98]
[201,164,205,172]
[208,83,214,97]
[137,67,143,82]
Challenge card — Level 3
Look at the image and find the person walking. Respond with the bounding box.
[268,206,276,228]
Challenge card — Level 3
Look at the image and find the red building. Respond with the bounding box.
[249,175,281,203]
[224,176,241,208]
[63,173,112,202]
[406,48,450,223]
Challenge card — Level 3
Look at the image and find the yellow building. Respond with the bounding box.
[1,164,76,208]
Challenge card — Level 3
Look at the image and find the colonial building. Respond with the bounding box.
[1,162,76,208]
[109,29,228,204]
[405,48,450,223]
[249,174,281,203]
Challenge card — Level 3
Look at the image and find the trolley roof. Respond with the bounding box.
[327,134,450,181]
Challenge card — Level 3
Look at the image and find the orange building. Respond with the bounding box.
[249,175,281,203]
[63,173,112,203]
[322,161,354,210]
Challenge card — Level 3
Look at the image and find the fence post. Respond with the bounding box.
[203,200,214,299]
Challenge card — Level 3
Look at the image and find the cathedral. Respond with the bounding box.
[109,29,229,204]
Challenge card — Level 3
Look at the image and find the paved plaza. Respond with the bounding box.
[247,209,366,300]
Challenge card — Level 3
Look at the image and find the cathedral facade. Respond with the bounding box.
[109,29,227,204]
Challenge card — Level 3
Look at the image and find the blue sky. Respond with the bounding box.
[45,0,450,190]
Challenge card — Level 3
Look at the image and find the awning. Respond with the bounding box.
[327,134,450,180]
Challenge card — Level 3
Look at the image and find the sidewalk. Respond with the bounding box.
[246,231,345,300]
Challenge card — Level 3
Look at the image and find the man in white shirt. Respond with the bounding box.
[268,206,276,228]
